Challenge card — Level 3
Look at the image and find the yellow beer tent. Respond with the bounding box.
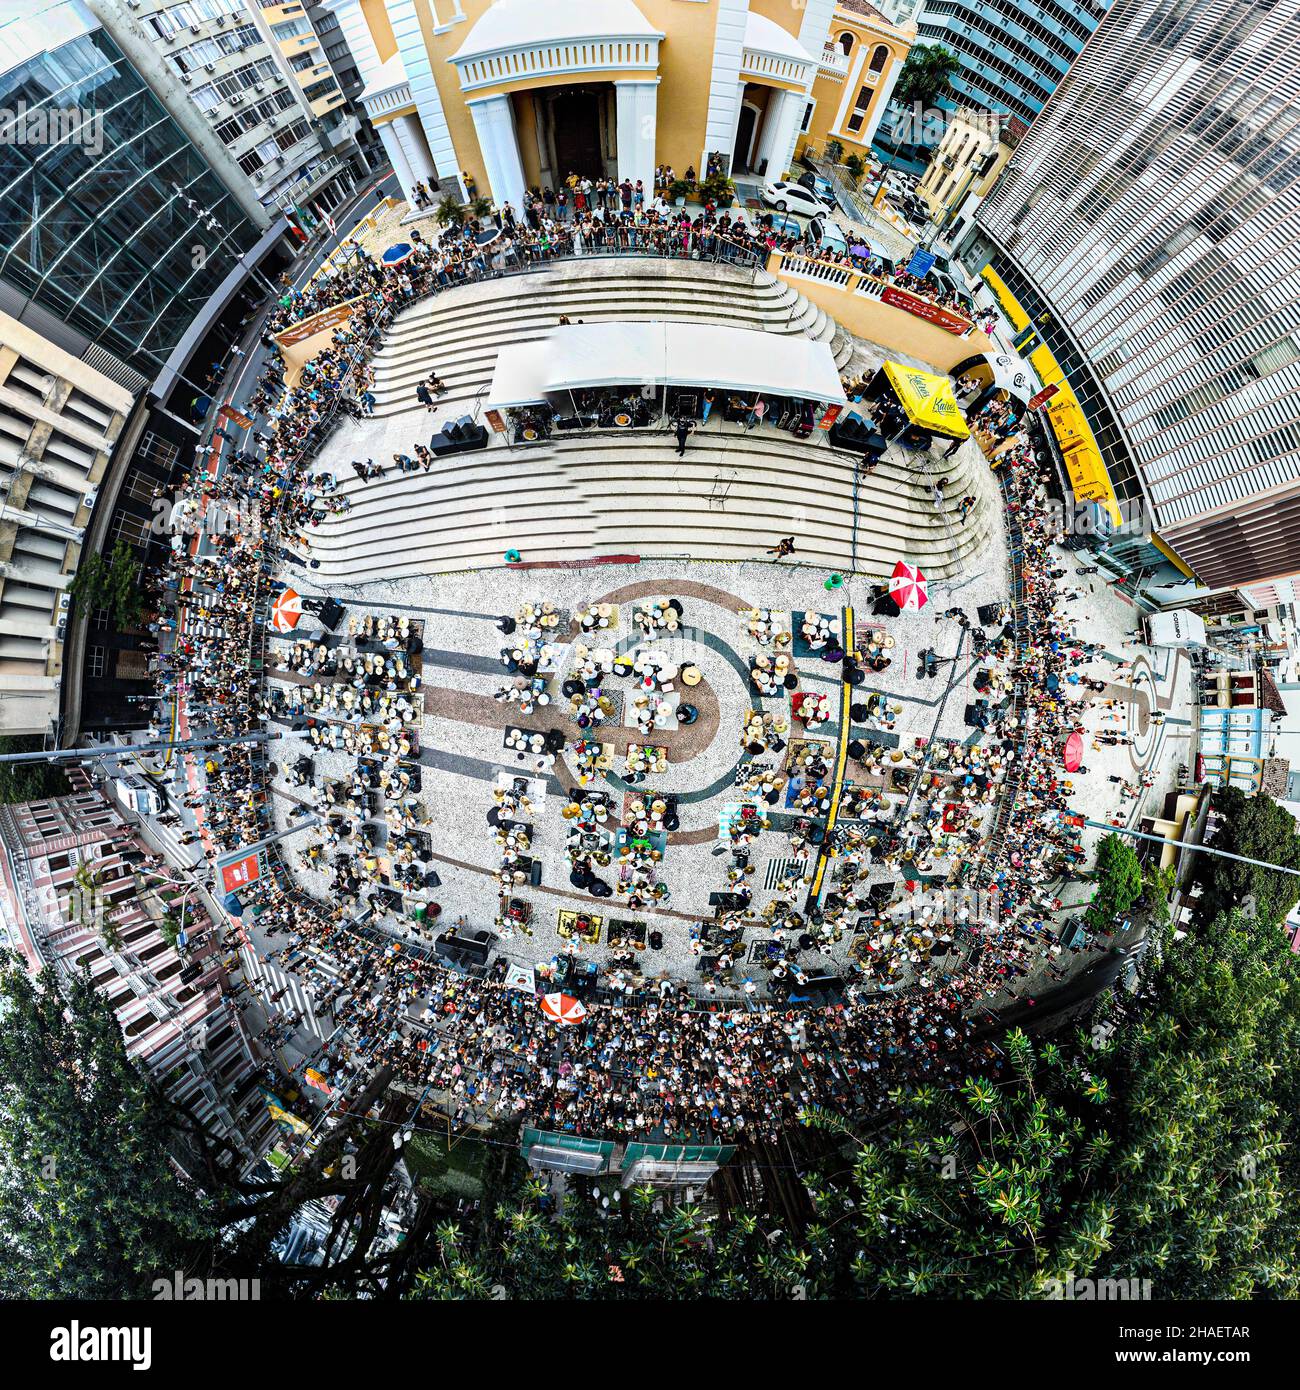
[881,361,970,440]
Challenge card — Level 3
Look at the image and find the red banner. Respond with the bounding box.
[818,404,843,431]
[219,852,261,894]
[1027,383,1060,411]
[880,285,973,337]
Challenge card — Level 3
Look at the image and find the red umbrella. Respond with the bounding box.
[270,587,303,633]
[1062,730,1084,772]
[889,560,928,610]
[539,993,586,1025]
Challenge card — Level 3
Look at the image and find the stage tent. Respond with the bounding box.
[486,321,847,409]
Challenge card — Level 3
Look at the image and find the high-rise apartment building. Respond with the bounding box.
[965,0,1300,591]
[95,0,368,228]
[913,0,1113,125]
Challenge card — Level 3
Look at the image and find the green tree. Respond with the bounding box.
[0,737,69,804]
[0,957,219,1299]
[68,541,144,629]
[1195,786,1300,927]
[407,1172,830,1301]
[1085,832,1144,931]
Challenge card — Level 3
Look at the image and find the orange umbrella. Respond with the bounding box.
[270,587,303,633]
[539,993,586,1025]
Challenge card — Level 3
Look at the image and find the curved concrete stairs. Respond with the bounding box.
[309,257,997,582]
[367,257,854,419]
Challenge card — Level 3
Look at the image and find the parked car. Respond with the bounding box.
[807,214,849,257]
[762,178,835,217]
[796,169,837,204]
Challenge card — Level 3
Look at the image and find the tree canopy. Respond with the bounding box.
[0,957,216,1299]
[1195,786,1300,928]
[0,737,69,805]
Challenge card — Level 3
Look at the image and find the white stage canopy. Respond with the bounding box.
[487,321,847,408]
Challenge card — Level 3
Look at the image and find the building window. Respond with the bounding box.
[838,32,855,56]
[88,646,107,679]
[92,606,110,630]
[111,513,151,548]
[869,45,889,73]
[139,433,180,475]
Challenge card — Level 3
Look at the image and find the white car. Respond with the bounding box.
[761,179,835,217]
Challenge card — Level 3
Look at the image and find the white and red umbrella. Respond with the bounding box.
[270,587,304,633]
[889,561,928,611]
[539,993,586,1025]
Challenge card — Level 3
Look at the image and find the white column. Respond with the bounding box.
[467,94,527,214]
[389,0,463,196]
[394,113,437,188]
[323,0,384,85]
[376,119,417,205]
[755,88,804,182]
[701,0,749,173]
[796,0,838,57]
[859,59,903,148]
[615,81,658,194]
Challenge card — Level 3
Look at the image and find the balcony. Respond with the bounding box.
[820,44,850,76]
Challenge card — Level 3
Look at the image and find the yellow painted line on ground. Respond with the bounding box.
[807,604,854,901]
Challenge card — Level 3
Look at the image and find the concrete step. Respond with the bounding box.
[305,428,993,581]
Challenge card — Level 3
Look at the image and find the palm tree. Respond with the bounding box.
[892,42,962,111]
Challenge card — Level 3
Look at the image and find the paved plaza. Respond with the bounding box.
[264,535,1188,1001]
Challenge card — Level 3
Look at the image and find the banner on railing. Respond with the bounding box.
[879,285,973,336]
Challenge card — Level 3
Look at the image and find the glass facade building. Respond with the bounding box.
[970,0,1300,591]
[0,1,262,381]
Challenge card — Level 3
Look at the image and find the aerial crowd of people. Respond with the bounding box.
[138,184,1141,1146]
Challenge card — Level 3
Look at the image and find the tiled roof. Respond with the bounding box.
[837,0,892,25]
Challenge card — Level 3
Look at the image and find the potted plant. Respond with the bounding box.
[824,138,844,166]
[844,152,866,183]
[435,194,464,228]
[468,195,494,223]
[669,178,693,207]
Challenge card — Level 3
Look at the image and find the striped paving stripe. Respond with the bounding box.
[764,856,807,890]
[239,945,323,1035]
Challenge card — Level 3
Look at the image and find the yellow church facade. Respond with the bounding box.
[323,0,914,207]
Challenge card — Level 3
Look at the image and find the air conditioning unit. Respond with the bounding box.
[255,83,265,92]
[230,93,243,104]
[204,63,215,73]
[84,488,98,511]
[190,24,201,34]
[55,618,67,641]
[58,592,71,612]
[181,73,192,83]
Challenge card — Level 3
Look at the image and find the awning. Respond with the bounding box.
[488,341,552,407]
[488,321,847,408]
[881,361,970,440]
